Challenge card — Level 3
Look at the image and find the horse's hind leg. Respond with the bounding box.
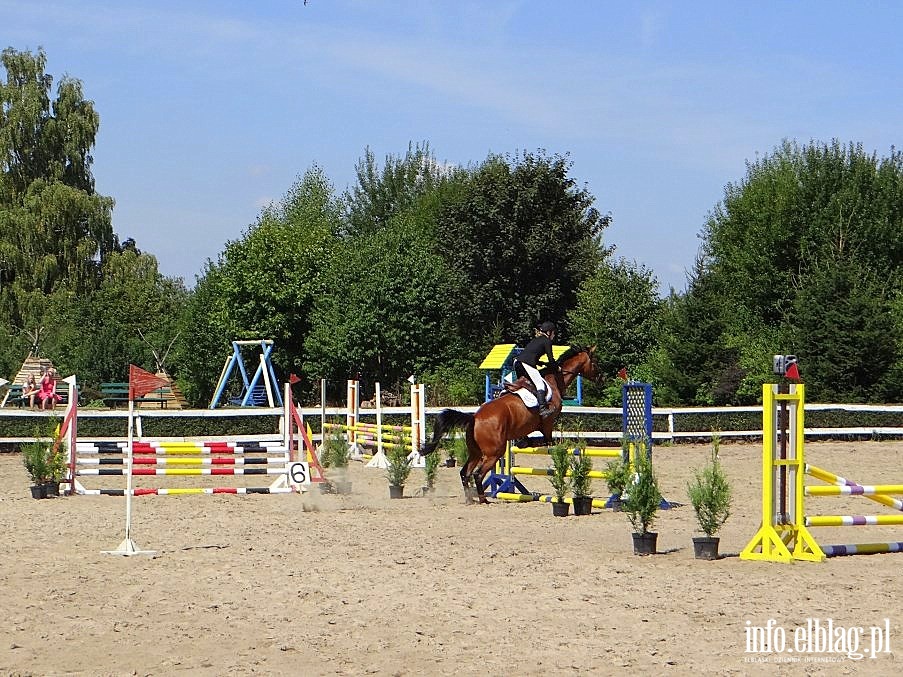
[459,464,478,504]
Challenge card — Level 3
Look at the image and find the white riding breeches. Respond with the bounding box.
[518,361,550,403]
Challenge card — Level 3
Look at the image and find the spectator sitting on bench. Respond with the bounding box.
[22,374,39,408]
[39,367,62,411]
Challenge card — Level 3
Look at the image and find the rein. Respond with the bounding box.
[557,348,602,383]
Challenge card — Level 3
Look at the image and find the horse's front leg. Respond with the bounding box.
[539,418,556,446]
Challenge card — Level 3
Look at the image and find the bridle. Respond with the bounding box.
[558,347,604,385]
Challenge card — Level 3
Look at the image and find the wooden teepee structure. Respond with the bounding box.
[135,330,188,409]
[10,355,55,386]
[1,328,56,406]
[134,369,189,409]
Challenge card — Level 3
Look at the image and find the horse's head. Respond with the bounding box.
[576,346,604,384]
[557,345,604,386]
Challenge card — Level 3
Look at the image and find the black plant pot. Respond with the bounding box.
[389,484,404,499]
[43,481,60,497]
[632,531,658,556]
[30,484,47,499]
[552,500,570,517]
[692,536,720,560]
[445,458,456,467]
[572,496,593,516]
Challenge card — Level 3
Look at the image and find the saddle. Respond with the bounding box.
[502,376,530,395]
[502,376,548,409]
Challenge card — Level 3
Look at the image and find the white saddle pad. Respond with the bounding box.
[515,388,548,409]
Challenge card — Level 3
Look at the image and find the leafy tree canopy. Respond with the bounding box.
[0,47,114,306]
[680,139,903,403]
[436,150,611,349]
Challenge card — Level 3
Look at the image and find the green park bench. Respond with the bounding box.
[2,384,27,407]
[1,380,70,408]
[100,382,170,408]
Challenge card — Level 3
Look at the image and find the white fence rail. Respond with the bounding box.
[3,401,903,446]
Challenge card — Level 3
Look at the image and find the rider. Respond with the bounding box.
[513,321,558,418]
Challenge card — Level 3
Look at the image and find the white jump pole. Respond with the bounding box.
[102,396,155,557]
[346,379,360,457]
[407,379,426,468]
[365,382,390,468]
[320,378,326,452]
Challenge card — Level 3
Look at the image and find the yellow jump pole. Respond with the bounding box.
[740,383,825,563]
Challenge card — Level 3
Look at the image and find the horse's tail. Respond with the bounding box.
[420,408,475,455]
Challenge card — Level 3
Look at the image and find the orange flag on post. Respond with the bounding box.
[785,362,801,381]
[128,365,169,401]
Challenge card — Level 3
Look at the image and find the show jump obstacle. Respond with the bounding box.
[320,378,426,469]
[741,383,903,563]
[489,381,671,509]
[56,381,323,499]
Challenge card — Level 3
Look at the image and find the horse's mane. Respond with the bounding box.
[539,345,588,376]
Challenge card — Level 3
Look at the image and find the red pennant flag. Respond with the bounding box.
[289,373,302,385]
[785,362,800,381]
[617,367,628,381]
[129,364,169,400]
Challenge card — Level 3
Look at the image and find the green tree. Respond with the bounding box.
[436,151,610,348]
[344,142,452,237]
[0,47,115,310]
[654,258,739,405]
[304,212,465,394]
[677,139,903,404]
[0,46,120,381]
[45,248,188,388]
[180,167,342,404]
[568,258,661,378]
[793,257,897,402]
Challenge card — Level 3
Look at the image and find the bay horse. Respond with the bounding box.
[420,346,602,503]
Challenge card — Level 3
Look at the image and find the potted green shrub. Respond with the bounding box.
[319,427,352,494]
[604,456,631,512]
[36,415,65,497]
[548,442,571,516]
[569,448,594,515]
[422,448,440,495]
[687,435,732,560]
[385,443,412,498]
[622,444,662,555]
[21,441,50,499]
[452,436,468,468]
[45,444,66,497]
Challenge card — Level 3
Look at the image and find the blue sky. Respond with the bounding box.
[4,1,902,294]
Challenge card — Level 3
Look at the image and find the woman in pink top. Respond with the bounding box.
[39,367,62,410]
